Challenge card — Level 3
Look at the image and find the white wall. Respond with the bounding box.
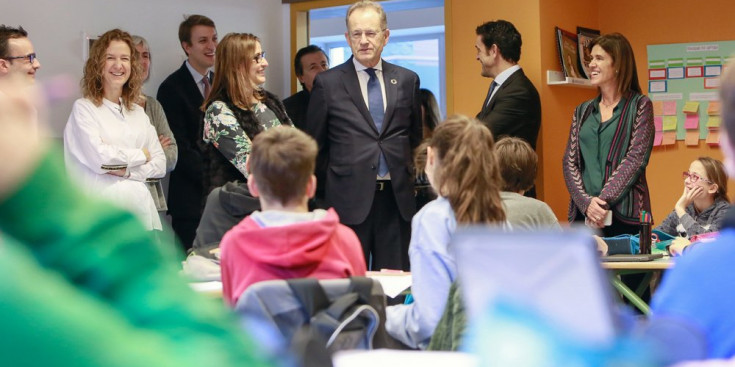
[6,0,289,135]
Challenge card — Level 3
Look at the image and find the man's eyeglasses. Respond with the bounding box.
[253,51,266,64]
[349,29,384,41]
[682,171,713,184]
[2,53,37,64]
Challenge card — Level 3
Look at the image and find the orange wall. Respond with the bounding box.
[445,0,546,198]
[447,0,599,221]
[537,0,599,221]
[600,0,735,223]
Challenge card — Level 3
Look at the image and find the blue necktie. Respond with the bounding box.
[484,81,498,108]
[365,68,389,177]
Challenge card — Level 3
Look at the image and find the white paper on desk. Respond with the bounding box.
[368,274,412,298]
[189,281,222,293]
[333,350,478,367]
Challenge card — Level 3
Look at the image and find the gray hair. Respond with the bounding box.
[345,1,387,31]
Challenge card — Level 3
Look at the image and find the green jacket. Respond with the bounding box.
[0,147,273,367]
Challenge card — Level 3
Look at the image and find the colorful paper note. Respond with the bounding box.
[668,67,685,79]
[652,101,663,115]
[707,116,721,128]
[685,130,700,146]
[663,101,677,115]
[685,114,699,129]
[662,131,677,145]
[682,101,700,114]
[704,78,720,89]
[708,101,721,115]
[706,129,720,146]
[662,116,678,131]
[653,131,663,146]
[654,116,663,131]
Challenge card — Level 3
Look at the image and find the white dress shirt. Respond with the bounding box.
[63,97,166,230]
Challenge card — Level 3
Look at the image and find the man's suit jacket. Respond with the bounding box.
[476,69,541,149]
[283,89,310,131]
[156,62,205,219]
[305,57,422,225]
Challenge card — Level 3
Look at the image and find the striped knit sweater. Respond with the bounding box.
[563,91,655,225]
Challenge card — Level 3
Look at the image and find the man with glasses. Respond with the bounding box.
[305,1,422,271]
[0,25,41,137]
[0,25,41,95]
[157,15,217,252]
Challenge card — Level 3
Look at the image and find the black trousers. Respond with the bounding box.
[171,216,200,253]
[348,181,411,271]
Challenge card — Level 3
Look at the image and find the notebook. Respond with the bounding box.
[451,226,620,344]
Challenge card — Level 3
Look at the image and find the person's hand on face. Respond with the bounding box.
[676,186,704,212]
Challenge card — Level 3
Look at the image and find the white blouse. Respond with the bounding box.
[63,98,166,230]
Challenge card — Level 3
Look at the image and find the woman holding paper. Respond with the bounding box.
[63,29,166,230]
[562,33,654,236]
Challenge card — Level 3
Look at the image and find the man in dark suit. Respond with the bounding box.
[305,1,422,271]
[157,15,217,251]
[283,45,329,130]
[475,20,541,197]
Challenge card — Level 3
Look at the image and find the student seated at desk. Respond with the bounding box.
[655,157,730,256]
[643,63,735,365]
[656,157,729,239]
[494,137,560,230]
[428,137,560,351]
[219,126,366,306]
[0,79,272,366]
[386,115,507,349]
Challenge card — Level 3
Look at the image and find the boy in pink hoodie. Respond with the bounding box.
[220,126,366,306]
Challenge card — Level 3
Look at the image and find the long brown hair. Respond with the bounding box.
[202,32,264,112]
[698,156,729,202]
[428,115,505,224]
[81,29,142,110]
[588,33,641,95]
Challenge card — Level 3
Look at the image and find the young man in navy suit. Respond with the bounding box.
[474,19,541,197]
[305,1,422,271]
[157,15,218,251]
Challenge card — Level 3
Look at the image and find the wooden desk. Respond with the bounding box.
[602,257,674,315]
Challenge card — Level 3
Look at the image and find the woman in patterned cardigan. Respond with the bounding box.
[563,33,654,236]
[200,33,292,205]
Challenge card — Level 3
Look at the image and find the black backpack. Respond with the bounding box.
[287,277,379,354]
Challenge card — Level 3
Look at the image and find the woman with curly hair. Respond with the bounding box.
[200,33,292,199]
[64,29,166,230]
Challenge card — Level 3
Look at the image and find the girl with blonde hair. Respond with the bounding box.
[386,115,506,349]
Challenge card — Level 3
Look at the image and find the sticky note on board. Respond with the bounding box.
[706,129,720,146]
[653,131,663,146]
[663,101,677,115]
[652,101,663,115]
[685,130,700,146]
[654,116,663,131]
[685,114,699,129]
[663,116,678,131]
[682,101,700,114]
[662,131,677,145]
[708,101,721,115]
[707,116,721,128]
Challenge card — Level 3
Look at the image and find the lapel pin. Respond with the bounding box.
[390,79,397,84]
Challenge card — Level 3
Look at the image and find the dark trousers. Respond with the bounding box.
[171,216,200,253]
[348,181,411,271]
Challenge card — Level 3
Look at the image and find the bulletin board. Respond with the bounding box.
[646,40,735,147]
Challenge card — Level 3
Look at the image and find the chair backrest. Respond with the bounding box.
[235,277,398,354]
